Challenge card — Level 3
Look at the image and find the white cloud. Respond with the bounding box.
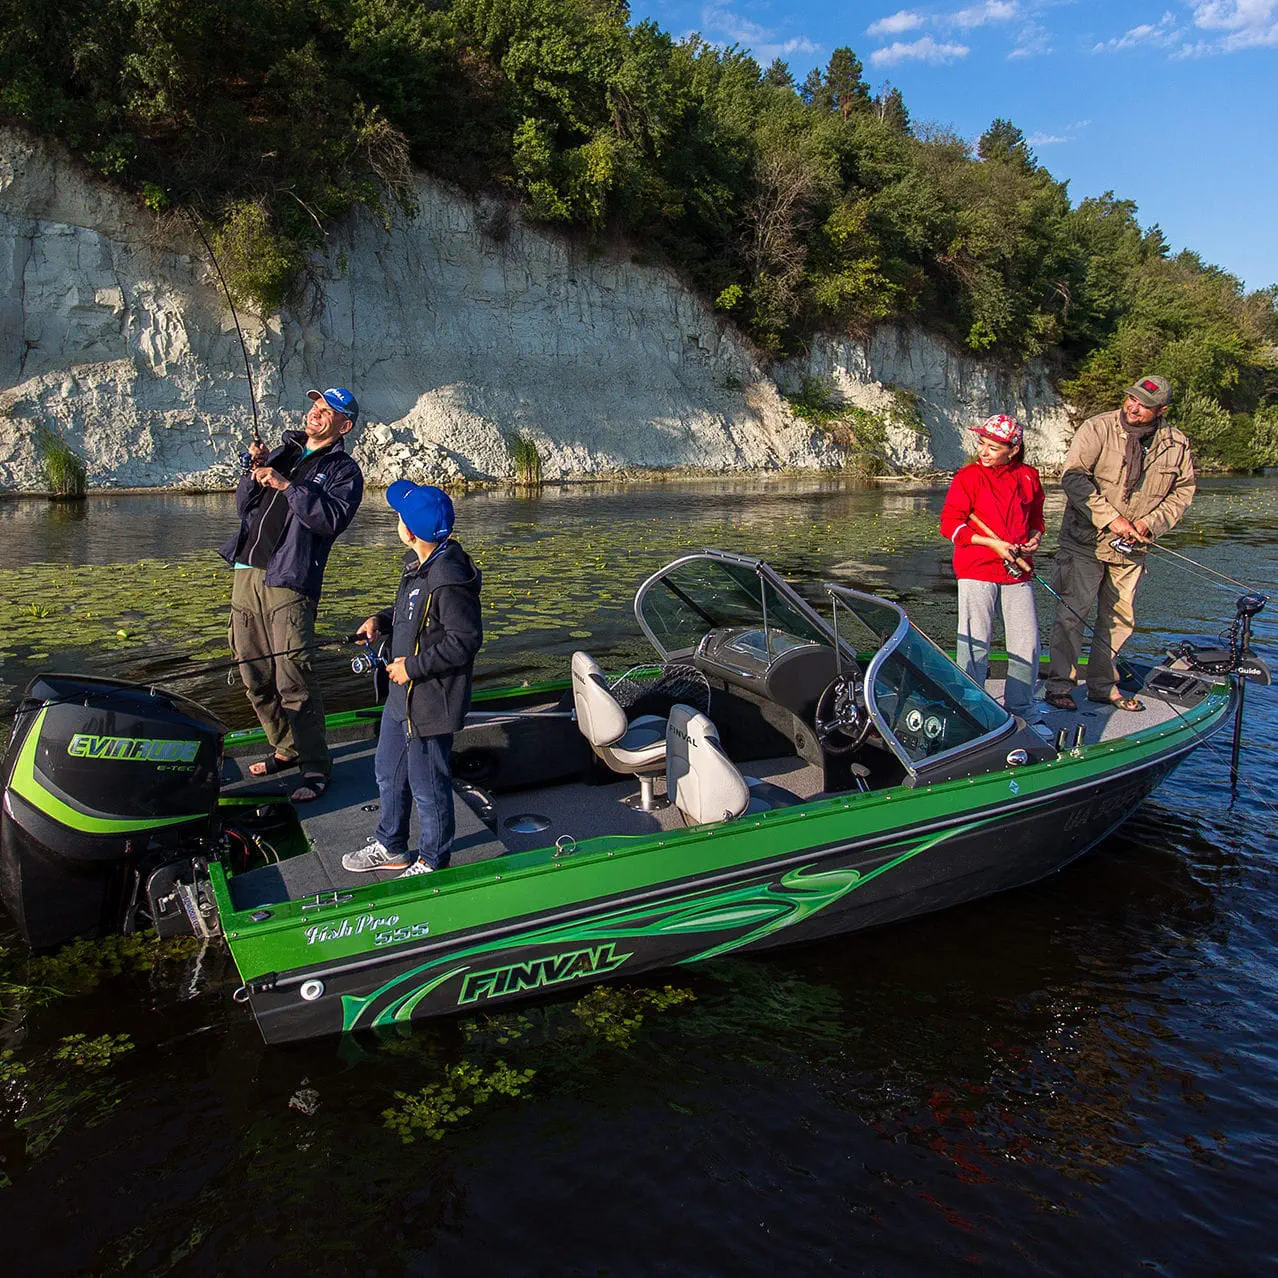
[1191,1,1278,49]
[1091,11,1182,52]
[1026,117,1089,146]
[870,35,971,65]
[698,3,820,61]
[950,1,1019,28]
[1007,21,1052,57]
[867,10,925,37]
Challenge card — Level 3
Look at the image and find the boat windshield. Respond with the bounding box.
[635,553,833,660]
[827,587,1011,769]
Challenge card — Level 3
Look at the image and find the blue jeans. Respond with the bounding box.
[373,704,455,869]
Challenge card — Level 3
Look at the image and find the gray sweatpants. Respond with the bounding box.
[956,578,1040,714]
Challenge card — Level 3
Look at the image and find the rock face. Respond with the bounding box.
[0,127,1073,491]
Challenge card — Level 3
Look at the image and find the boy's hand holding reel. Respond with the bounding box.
[350,619,395,703]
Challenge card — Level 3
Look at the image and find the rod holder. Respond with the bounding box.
[1072,724,1086,750]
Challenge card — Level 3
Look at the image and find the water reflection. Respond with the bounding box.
[0,475,1275,1272]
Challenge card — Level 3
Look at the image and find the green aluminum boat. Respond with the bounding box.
[1,551,1261,1044]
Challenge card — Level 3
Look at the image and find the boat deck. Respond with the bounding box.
[221,672,1195,913]
[993,676,1190,744]
[222,743,825,911]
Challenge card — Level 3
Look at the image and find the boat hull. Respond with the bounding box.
[232,726,1205,1044]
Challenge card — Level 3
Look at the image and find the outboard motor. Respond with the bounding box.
[0,675,224,948]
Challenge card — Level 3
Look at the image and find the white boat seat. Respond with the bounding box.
[666,704,802,826]
[571,651,669,810]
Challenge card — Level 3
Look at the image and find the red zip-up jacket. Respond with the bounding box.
[940,460,1045,584]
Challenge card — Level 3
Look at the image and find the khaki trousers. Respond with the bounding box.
[1045,553,1145,699]
[228,569,329,776]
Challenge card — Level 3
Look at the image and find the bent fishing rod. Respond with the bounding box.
[183,209,264,465]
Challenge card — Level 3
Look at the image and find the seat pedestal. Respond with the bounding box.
[623,774,670,811]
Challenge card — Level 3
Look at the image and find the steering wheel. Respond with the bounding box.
[814,674,871,755]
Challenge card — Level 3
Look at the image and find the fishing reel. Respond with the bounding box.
[1001,553,1030,581]
[350,645,388,676]
[350,636,392,704]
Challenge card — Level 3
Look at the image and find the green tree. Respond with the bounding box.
[813,47,868,120]
[978,117,1035,171]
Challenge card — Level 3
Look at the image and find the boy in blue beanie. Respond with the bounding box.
[342,483,483,875]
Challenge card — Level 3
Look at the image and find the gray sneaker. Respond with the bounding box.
[341,840,413,873]
[398,859,434,878]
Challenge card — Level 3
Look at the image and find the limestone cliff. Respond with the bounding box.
[0,127,1073,491]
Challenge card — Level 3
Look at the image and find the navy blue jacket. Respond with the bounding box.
[219,430,364,600]
[376,540,483,737]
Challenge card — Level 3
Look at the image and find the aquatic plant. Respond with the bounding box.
[53,1032,135,1071]
[11,934,203,1004]
[506,432,543,486]
[382,1059,536,1143]
[35,428,87,497]
[571,983,697,1048]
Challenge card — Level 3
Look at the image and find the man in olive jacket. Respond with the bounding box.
[1045,375,1195,712]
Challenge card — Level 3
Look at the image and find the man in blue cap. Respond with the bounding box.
[220,387,364,800]
[342,482,483,875]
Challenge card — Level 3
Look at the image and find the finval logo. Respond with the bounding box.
[457,942,633,1005]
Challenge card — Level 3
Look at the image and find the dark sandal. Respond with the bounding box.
[290,774,329,802]
[1090,694,1145,712]
[248,753,296,777]
[1044,691,1077,711]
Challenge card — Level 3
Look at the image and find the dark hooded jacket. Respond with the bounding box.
[219,430,364,599]
[376,539,483,737]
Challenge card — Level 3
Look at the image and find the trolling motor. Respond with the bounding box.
[1160,593,1270,789]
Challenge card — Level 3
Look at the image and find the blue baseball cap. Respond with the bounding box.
[386,480,455,542]
[307,386,359,422]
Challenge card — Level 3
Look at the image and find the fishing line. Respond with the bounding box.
[183,209,263,452]
[1142,540,1271,597]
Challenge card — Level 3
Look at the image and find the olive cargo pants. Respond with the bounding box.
[1045,553,1145,700]
[228,568,330,777]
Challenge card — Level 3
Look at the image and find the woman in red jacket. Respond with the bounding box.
[939,414,1046,716]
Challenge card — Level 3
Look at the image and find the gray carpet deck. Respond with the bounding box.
[224,747,823,909]
[224,740,508,910]
[986,677,1187,744]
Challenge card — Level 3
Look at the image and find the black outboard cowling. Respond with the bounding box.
[0,674,224,948]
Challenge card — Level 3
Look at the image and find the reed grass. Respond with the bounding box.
[506,433,543,486]
[37,429,87,498]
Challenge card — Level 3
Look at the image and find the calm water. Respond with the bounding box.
[1,477,1276,1275]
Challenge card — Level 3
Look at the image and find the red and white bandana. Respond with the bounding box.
[971,413,1024,446]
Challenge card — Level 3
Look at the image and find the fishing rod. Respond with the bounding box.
[183,209,264,465]
[0,634,374,724]
[1110,534,1271,598]
[962,512,1271,789]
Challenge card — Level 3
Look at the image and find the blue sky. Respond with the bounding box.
[630,0,1278,292]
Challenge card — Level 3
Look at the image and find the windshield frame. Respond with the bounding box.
[825,585,1014,778]
[633,550,844,662]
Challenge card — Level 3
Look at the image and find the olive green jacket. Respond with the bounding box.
[1058,410,1196,564]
